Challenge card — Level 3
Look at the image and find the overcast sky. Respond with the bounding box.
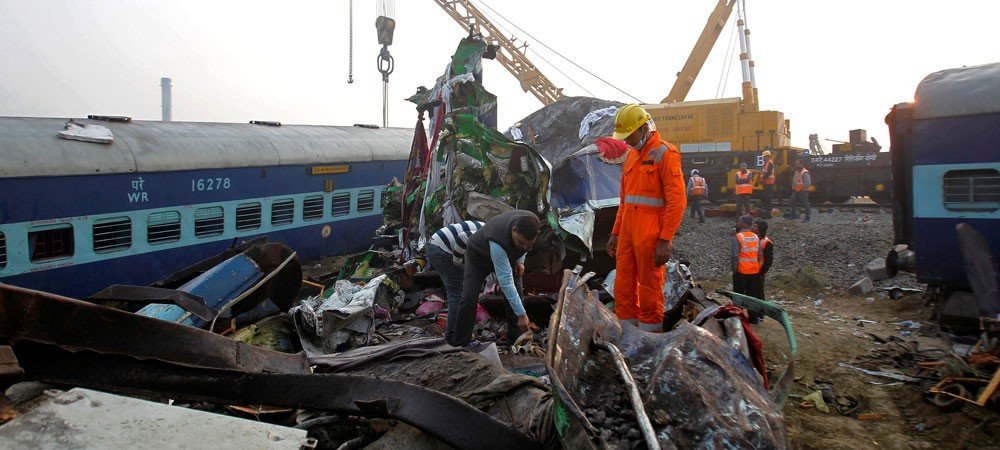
[0,0,995,149]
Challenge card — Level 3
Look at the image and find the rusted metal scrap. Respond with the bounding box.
[0,284,310,374]
[0,284,543,450]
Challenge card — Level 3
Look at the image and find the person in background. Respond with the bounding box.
[760,150,776,218]
[425,220,484,344]
[735,162,753,216]
[731,215,760,298]
[749,219,773,324]
[606,104,686,333]
[449,210,539,347]
[791,158,812,222]
[687,169,707,224]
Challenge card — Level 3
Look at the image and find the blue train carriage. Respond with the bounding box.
[886,62,1000,291]
[0,116,410,299]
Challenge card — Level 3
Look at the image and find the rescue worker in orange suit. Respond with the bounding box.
[606,104,686,333]
[790,158,812,222]
[731,215,761,297]
[687,169,707,223]
[748,219,773,324]
[735,162,753,216]
[760,150,776,218]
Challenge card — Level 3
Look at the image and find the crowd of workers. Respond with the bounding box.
[427,104,812,346]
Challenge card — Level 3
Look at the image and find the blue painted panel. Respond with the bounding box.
[138,253,263,327]
[0,161,406,223]
[911,217,1000,287]
[0,214,382,299]
[912,163,1000,219]
[910,113,1000,166]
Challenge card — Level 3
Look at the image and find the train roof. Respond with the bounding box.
[914,62,1000,119]
[0,116,413,178]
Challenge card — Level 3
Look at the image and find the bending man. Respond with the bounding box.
[449,210,540,347]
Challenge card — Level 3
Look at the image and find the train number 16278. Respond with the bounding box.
[191,177,232,192]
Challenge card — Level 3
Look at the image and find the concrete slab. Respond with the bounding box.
[0,388,311,450]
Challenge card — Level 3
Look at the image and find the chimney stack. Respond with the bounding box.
[160,77,172,121]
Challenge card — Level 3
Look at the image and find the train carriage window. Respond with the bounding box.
[93,217,132,253]
[943,169,1000,212]
[148,211,181,244]
[271,199,295,226]
[236,202,262,231]
[303,195,325,221]
[29,224,74,262]
[194,206,225,238]
[331,192,351,216]
[0,232,6,269]
[357,189,375,213]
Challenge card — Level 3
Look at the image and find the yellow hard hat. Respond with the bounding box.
[612,104,651,140]
[762,150,772,157]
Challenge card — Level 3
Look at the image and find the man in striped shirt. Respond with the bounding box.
[425,220,484,344]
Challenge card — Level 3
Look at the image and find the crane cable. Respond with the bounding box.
[475,0,646,104]
[715,20,738,98]
[347,0,354,84]
[473,5,596,98]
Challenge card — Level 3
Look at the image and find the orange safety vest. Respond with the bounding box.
[690,176,706,196]
[793,168,809,191]
[758,237,773,265]
[736,230,761,274]
[762,160,775,185]
[735,171,753,195]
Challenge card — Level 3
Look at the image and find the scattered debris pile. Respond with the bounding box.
[547,269,792,449]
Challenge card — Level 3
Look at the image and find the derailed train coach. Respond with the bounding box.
[886,62,1000,293]
[0,117,410,298]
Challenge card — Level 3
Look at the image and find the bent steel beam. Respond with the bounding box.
[0,283,310,374]
[15,343,543,450]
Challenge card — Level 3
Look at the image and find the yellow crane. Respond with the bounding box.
[647,0,790,153]
[432,0,564,105]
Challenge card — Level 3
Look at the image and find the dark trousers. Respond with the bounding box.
[689,195,705,222]
[748,273,766,322]
[733,272,759,297]
[426,243,466,344]
[736,194,751,215]
[450,259,523,347]
[762,184,774,216]
[791,190,811,220]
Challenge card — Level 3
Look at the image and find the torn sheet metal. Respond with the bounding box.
[57,119,113,144]
[0,283,310,374]
[466,191,513,221]
[578,106,619,139]
[292,275,401,356]
[395,37,549,243]
[0,388,312,449]
[557,206,596,253]
[547,269,789,449]
[13,343,543,450]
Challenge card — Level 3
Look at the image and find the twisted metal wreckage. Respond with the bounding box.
[1,36,797,450]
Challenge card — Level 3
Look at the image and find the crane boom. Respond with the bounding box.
[433,0,564,105]
[662,0,736,103]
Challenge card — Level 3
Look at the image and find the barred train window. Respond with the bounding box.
[331,192,351,217]
[357,189,375,213]
[303,195,325,221]
[0,232,6,269]
[194,206,225,237]
[29,224,74,262]
[271,199,294,226]
[943,169,1000,212]
[236,202,262,231]
[148,211,181,244]
[93,217,132,253]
